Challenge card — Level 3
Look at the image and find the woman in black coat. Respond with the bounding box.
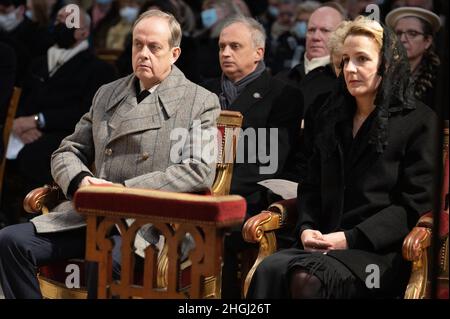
[247,16,438,299]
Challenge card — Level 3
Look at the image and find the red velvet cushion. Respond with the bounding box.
[74,186,246,225]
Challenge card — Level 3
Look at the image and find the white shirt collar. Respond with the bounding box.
[304,54,330,75]
[139,81,160,94]
[47,40,89,76]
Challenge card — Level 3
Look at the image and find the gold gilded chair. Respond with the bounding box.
[242,125,449,299]
[402,125,449,299]
[23,110,243,299]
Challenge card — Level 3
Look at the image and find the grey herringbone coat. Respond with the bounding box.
[31,66,220,239]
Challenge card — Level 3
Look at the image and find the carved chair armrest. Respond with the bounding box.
[242,198,297,297]
[242,198,297,244]
[402,212,434,299]
[403,213,433,261]
[23,184,65,214]
[403,226,432,262]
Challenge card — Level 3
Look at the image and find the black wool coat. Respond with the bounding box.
[296,101,438,295]
[276,62,337,114]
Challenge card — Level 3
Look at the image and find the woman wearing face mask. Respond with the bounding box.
[247,16,437,299]
[106,0,139,50]
[386,6,442,114]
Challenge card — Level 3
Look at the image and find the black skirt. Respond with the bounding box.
[247,248,370,299]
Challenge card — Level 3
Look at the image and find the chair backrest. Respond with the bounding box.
[0,87,21,197]
[211,110,243,196]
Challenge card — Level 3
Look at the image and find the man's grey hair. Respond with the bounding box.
[132,9,182,48]
[221,15,266,49]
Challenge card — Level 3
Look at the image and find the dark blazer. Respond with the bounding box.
[296,101,438,295]
[276,62,336,114]
[203,70,303,214]
[15,49,116,187]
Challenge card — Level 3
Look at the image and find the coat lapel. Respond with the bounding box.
[229,71,272,115]
[107,66,186,144]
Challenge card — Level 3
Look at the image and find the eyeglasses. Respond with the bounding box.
[395,30,425,40]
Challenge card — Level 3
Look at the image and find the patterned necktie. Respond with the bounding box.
[137,90,151,104]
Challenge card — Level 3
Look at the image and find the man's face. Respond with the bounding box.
[132,16,180,88]
[305,8,342,60]
[219,22,264,83]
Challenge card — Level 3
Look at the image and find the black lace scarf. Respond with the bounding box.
[315,23,416,157]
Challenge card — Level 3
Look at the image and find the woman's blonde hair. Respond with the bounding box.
[343,16,384,50]
[327,20,351,57]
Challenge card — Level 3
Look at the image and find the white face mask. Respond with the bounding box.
[25,9,33,20]
[0,9,20,32]
[119,6,139,24]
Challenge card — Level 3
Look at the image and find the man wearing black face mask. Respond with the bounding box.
[53,21,78,49]
[0,5,116,226]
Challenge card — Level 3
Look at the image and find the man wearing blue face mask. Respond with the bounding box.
[0,0,53,86]
[268,0,320,75]
[201,7,217,29]
[0,4,116,225]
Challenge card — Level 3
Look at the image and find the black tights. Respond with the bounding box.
[289,267,323,299]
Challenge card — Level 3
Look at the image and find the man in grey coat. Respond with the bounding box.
[0,9,220,298]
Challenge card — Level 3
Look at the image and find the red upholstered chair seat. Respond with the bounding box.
[74,185,246,223]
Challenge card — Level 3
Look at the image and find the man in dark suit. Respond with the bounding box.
[1,5,116,225]
[276,5,343,114]
[202,15,303,298]
[277,5,344,182]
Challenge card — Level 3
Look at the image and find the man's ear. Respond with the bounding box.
[74,27,89,41]
[171,47,181,64]
[255,47,264,62]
